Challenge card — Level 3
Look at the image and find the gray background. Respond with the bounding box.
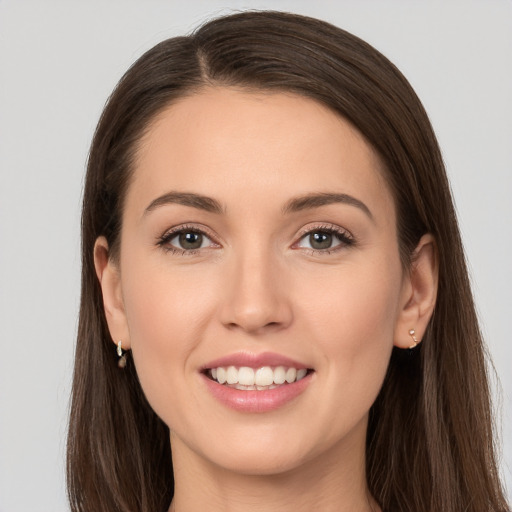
[0,1,510,510]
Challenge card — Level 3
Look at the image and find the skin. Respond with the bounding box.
[95,88,438,512]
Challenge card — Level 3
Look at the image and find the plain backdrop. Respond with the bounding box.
[0,1,511,510]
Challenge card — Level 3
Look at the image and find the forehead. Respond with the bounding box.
[128,87,393,220]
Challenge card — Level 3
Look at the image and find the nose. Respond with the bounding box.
[219,249,293,335]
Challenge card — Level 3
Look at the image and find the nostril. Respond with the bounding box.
[223,319,285,335]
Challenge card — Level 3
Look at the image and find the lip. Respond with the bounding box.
[202,351,310,370]
[201,351,314,413]
[201,372,313,413]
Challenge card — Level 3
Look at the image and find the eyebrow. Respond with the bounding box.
[144,191,224,215]
[282,192,373,220]
[143,190,373,220]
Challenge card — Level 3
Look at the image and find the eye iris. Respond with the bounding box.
[179,232,203,249]
[310,232,332,249]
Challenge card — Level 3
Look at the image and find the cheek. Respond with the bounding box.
[119,258,219,421]
[300,252,401,341]
[319,270,399,348]
[296,255,402,419]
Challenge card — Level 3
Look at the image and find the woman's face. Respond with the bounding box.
[102,88,413,475]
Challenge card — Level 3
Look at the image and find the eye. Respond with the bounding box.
[304,231,337,250]
[170,231,208,250]
[295,226,354,252]
[158,225,218,254]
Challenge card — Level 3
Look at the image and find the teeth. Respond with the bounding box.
[255,366,273,386]
[238,367,255,386]
[226,366,238,385]
[297,368,307,381]
[217,367,227,384]
[209,365,310,388]
[233,383,280,391]
[273,366,286,384]
[285,368,297,383]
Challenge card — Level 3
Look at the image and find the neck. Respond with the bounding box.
[168,418,380,512]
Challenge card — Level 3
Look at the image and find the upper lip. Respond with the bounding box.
[202,351,311,370]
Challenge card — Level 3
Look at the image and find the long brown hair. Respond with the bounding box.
[67,11,509,512]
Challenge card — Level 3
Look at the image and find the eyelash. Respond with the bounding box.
[156,223,355,256]
[157,224,218,256]
[293,224,355,255]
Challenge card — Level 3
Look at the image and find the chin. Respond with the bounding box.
[208,443,312,476]
[178,418,353,478]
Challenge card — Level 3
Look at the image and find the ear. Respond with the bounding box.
[93,236,131,350]
[394,234,438,349]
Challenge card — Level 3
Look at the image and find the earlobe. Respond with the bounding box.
[93,237,131,350]
[394,234,439,349]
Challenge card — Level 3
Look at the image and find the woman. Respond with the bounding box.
[67,10,509,512]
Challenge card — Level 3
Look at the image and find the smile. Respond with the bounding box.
[201,353,314,412]
[207,366,310,390]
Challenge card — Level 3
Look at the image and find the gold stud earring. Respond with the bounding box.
[408,329,419,349]
[117,340,127,368]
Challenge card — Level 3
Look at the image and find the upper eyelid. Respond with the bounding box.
[292,224,355,253]
[295,223,353,239]
[157,225,220,254]
[157,222,353,248]
[160,223,218,241]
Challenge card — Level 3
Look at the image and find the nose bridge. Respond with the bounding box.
[220,241,292,333]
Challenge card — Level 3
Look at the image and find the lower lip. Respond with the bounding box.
[202,372,313,413]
